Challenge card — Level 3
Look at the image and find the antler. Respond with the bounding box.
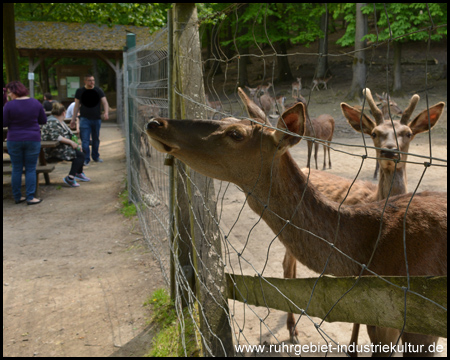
[238,87,270,125]
[400,94,420,125]
[363,88,384,125]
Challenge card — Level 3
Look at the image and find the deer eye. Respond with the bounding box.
[371,132,377,139]
[227,130,244,141]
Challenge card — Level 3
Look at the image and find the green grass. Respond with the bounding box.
[144,288,201,357]
[118,187,137,218]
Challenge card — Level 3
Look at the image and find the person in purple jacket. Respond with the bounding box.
[3,81,47,205]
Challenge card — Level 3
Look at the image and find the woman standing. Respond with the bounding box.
[41,102,90,187]
[3,81,47,205]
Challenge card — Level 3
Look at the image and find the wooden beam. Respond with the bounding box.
[226,274,447,338]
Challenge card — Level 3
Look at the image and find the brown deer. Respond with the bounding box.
[145,90,447,356]
[245,85,262,109]
[311,75,332,91]
[340,88,445,356]
[205,93,222,112]
[245,83,272,112]
[291,77,302,98]
[295,96,335,170]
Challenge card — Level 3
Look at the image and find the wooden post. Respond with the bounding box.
[173,3,234,356]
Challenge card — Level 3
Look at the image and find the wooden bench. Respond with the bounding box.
[3,165,55,196]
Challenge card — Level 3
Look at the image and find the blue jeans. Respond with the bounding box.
[7,141,41,201]
[80,117,101,163]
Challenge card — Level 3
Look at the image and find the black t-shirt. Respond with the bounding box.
[43,100,56,111]
[75,86,105,120]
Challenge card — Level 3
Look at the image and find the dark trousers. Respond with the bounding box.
[69,149,86,176]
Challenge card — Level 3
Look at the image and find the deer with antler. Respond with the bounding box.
[145,88,447,356]
[339,88,445,356]
[370,92,404,179]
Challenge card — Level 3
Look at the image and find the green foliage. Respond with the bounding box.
[336,3,447,47]
[199,3,326,49]
[144,288,200,357]
[14,3,172,32]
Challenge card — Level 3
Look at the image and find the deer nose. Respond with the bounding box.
[380,148,399,160]
[146,119,163,131]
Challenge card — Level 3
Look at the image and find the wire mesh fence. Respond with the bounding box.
[124,4,447,357]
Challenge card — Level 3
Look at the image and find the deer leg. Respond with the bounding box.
[373,160,379,179]
[328,145,332,169]
[348,323,360,357]
[314,142,319,170]
[306,141,313,168]
[367,325,401,357]
[401,333,439,357]
[283,251,299,344]
[322,144,327,170]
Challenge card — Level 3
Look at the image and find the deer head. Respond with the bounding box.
[145,91,306,189]
[341,88,444,173]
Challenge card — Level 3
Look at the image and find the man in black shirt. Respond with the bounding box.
[70,75,109,165]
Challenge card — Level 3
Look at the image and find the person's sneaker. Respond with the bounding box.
[93,158,103,163]
[84,161,90,167]
[74,173,91,182]
[63,176,80,187]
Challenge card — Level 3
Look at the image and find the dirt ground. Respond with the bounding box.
[3,124,165,357]
[3,33,447,357]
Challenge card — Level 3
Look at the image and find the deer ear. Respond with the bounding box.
[341,103,376,135]
[407,102,445,135]
[238,87,269,125]
[273,102,306,147]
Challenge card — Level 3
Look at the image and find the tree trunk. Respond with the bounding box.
[3,3,20,83]
[275,40,293,82]
[392,41,402,93]
[237,4,249,87]
[316,5,329,78]
[347,3,367,100]
[39,57,50,95]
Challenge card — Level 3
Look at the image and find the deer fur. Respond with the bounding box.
[311,75,332,91]
[291,77,302,98]
[145,90,447,355]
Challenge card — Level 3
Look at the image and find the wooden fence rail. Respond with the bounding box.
[226,274,447,338]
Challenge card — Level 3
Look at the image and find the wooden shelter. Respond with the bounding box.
[15,21,158,123]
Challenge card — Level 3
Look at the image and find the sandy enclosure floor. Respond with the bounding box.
[3,124,165,357]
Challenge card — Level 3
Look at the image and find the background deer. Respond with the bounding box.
[145,90,447,355]
[311,75,332,91]
[291,77,302,98]
[295,96,335,170]
[205,93,222,119]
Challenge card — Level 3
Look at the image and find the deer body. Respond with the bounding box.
[146,115,446,274]
[296,96,335,170]
[145,94,447,354]
[311,76,332,91]
[291,77,302,98]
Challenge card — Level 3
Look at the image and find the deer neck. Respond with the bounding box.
[244,151,371,275]
[375,165,408,201]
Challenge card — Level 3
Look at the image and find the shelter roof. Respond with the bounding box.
[15,21,158,58]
